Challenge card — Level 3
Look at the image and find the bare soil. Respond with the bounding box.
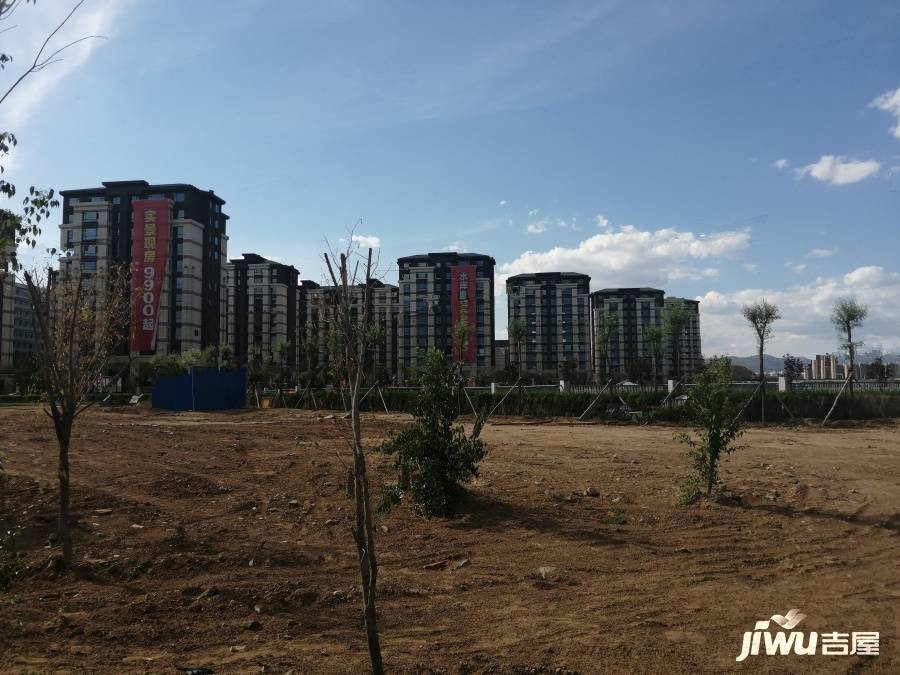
[0,406,897,673]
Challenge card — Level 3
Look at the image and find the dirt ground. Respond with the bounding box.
[0,406,897,674]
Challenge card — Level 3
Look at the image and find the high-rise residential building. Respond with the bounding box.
[397,252,495,380]
[590,287,666,382]
[811,354,838,379]
[664,297,703,381]
[301,280,400,382]
[223,253,299,373]
[506,272,591,379]
[58,180,229,357]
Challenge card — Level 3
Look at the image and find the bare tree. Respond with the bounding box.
[831,296,868,397]
[323,242,384,674]
[741,299,780,423]
[1,0,106,256]
[22,263,129,570]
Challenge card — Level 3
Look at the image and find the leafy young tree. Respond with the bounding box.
[782,354,804,382]
[379,348,486,517]
[594,310,618,381]
[452,317,471,364]
[831,297,868,396]
[23,264,130,570]
[643,324,665,385]
[677,356,745,504]
[507,318,526,378]
[663,303,689,381]
[741,299,780,423]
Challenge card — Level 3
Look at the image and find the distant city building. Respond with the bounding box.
[301,280,400,382]
[507,272,591,379]
[810,354,838,379]
[590,288,666,382]
[664,297,703,381]
[397,252,495,380]
[223,253,299,373]
[58,180,229,357]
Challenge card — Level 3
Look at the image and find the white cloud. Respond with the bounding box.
[870,87,900,140]
[526,220,548,234]
[528,208,540,216]
[773,158,789,170]
[807,247,837,258]
[699,265,900,355]
[498,200,509,207]
[595,214,611,229]
[498,224,749,290]
[743,263,757,273]
[556,218,578,230]
[443,241,463,252]
[794,155,880,185]
[0,0,129,130]
[351,234,381,248]
[786,262,807,274]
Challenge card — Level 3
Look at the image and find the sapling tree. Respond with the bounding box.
[594,310,618,381]
[831,297,868,397]
[664,302,689,381]
[643,324,665,385]
[782,354,804,383]
[323,240,384,674]
[23,263,130,569]
[379,348,487,517]
[741,299,780,423]
[507,318,526,378]
[677,356,745,504]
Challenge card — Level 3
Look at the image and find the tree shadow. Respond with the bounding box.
[449,489,661,552]
[719,498,899,533]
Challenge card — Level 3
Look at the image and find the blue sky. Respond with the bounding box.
[3,0,899,356]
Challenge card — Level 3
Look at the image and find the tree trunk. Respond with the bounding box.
[57,417,73,570]
[350,385,384,674]
[847,327,855,399]
[759,347,766,424]
[706,454,716,495]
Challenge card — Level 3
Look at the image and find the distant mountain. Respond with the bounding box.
[728,354,809,374]
[727,351,900,374]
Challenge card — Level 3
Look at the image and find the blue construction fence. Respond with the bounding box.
[152,368,247,411]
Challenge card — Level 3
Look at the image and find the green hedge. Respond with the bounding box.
[281,387,900,422]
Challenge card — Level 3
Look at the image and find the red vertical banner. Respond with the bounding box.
[130,199,170,352]
[450,265,477,363]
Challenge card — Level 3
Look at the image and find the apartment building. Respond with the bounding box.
[589,287,666,382]
[506,272,591,379]
[301,280,400,382]
[58,180,228,357]
[664,297,703,381]
[223,253,299,372]
[810,353,839,379]
[397,252,495,380]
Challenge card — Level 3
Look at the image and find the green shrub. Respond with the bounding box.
[677,357,745,503]
[378,350,487,517]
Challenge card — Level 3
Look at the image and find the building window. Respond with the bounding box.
[83,227,98,240]
[174,192,185,203]
[82,211,99,223]
[82,260,97,273]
